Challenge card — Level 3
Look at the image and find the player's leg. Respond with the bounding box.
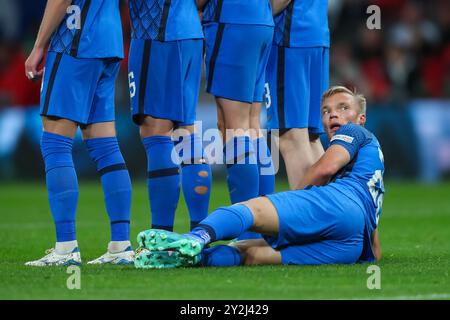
[232,240,282,265]
[307,47,329,162]
[26,52,95,266]
[81,59,133,264]
[309,133,325,162]
[195,239,281,267]
[250,102,275,197]
[237,104,274,244]
[166,226,363,268]
[217,106,226,143]
[218,98,259,205]
[191,192,280,243]
[236,31,275,241]
[174,124,212,231]
[266,46,316,189]
[135,196,280,268]
[198,186,365,267]
[136,195,280,256]
[141,117,180,232]
[138,185,366,268]
[25,117,81,266]
[204,22,258,204]
[204,23,277,205]
[278,128,315,189]
[250,31,276,198]
[173,39,211,231]
[136,239,281,269]
[276,46,315,187]
[278,240,364,265]
[129,39,189,232]
[236,103,269,240]
[83,123,134,265]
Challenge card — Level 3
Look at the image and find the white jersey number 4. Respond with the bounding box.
[367,148,385,224]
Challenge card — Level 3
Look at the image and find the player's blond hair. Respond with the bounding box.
[321,86,367,115]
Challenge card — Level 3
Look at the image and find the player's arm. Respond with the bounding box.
[270,0,292,16]
[371,228,381,261]
[25,0,72,81]
[195,0,210,10]
[295,144,351,190]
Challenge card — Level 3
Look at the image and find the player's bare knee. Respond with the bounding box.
[139,117,173,137]
[242,200,264,230]
[280,129,308,146]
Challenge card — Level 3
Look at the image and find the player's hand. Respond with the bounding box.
[25,47,45,81]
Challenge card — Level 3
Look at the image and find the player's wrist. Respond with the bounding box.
[33,42,46,51]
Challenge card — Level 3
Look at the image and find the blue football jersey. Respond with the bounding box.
[328,123,385,262]
[129,0,203,41]
[273,0,330,48]
[49,0,123,59]
[202,0,274,26]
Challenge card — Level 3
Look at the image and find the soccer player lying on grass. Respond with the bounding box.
[134,86,385,268]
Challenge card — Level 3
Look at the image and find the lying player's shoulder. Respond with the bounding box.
[331,122,374,145]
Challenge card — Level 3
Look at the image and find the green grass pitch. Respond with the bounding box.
[0,180,449,300]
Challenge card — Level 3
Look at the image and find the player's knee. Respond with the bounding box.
[280,129,308,145]
[140,127,171,138]
[139,117,173,137]
[242,200,263,230]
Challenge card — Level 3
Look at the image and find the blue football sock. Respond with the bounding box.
[200,245,243,267]
[41,132,78,242]
[188,204,254,245]
[175,133,212,230]
[254,136,275,196]
[143,136,180,231]
[85,137,132,242]
[224,136,259,204]
[237,137,275,241]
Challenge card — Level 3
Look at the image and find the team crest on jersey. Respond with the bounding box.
[330,134,354,144]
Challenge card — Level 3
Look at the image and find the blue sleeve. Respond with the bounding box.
[329,123,371,159]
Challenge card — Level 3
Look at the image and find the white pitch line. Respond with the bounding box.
[350,293,450,300]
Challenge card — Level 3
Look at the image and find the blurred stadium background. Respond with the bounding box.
[0,0,449,183]
[1,0,450,300]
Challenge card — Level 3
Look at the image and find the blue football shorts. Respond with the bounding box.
[128,38,203,126]
[204,22,274,104]
[264,185,365,265]
[265,46,329,134]
[40,51,121,125]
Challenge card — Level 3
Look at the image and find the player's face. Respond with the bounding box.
[321,92,366,138]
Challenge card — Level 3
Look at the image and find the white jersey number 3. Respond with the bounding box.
[264,83,272,109]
